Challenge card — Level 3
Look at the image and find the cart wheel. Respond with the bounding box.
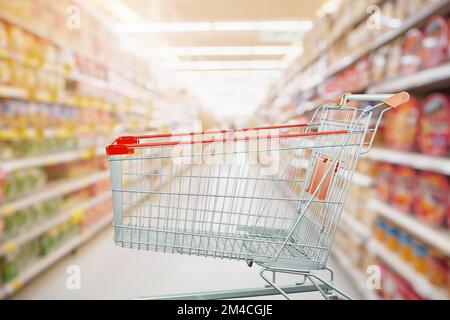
[246,259,253,267]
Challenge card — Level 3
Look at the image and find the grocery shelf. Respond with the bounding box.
[367,62,450,93]
[0,214,112,299]
[1,147,104,174]
[368,199,450,256]
[0,11,158,95]
[0,191,111,257]
[352,172,373,188]
[368,240,448,300]
[325,0,450,80]
[365,147,450,176]
[341,211,371,240]
[0,85,27,99]
[331,248,380,300]
[285,0,386,86]
[0,171,109,217]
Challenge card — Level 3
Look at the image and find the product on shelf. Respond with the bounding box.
[383,96,420,151]
[421,16,449,68]
[418,93,450,156]
[392,166,417,213]
[376,162,394,202]
[427,249,448,287]
[414,172,449,227]
[386,224,401,252]
[400,29,423,75]
[412,241,428,274]
[378,262,424,300]
[386,39,402,79]
[399,231,414,262]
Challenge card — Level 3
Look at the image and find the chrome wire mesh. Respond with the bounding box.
[108,103,372,270]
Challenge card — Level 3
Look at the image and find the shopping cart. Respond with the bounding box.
[106,92,409,300]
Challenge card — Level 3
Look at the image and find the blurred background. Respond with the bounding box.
[0,0,449,300]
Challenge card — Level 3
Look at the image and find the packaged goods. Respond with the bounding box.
[0,20,8,48]
[401,29,423,75]
[418,93,450,156]
[375,219,387,242]
[414,172,449,227]
[412,241,428,274]
[421,16,449,68]
[386,225,400,251]
[399,232,414,262]
[377,162,394,202]
[371,46,389,82]
[392,166,416,212]
[427,249,448,287]
[383,96,420,150]
[386,39,402,78]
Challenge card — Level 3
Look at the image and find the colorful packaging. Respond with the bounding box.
[392,166,417,213]
[383,96,420,151]
[399,231,414,262]
[427,249,448,287]
[401,29,423,75]
[377,163,394,202]
[412,241,428,274]
[418,93,450,156]
[421,16,449,68]
[386,225,400,251]
[414,172,449,227]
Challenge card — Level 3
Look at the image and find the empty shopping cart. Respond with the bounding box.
[106,92,409,300]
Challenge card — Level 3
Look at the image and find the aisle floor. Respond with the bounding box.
[13,226,362,300]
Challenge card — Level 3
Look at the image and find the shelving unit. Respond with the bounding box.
[0,214,112,299]
[0,147,104,174]
[365,148,450,176]
[368,240,448,300]
[367,62,450,93]
[369,199,450,256]
[0,171,109,217]
[331,248,380,300]
[0,192,111,256]
[341,211,371,240]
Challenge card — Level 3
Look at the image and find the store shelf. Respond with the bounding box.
[368,240,448,300]
[0,85,27,99]
[0,147,104,174]
[0,191,111,256]
[0,171,109,217]
[331,248,380,300]
[341,211,371,239]
[285,0,386,85]
[365,147,450,176]
[352,172,373,188]
[368,199,450,256]
[0,214,112,299]
[368,62,450,93]
[325,0,450,80]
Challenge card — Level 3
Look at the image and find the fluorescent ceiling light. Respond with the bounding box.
[147,46,301,56]
[164,60,287,71]
[116,20,313,33]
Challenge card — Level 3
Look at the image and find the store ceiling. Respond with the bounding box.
[85,0,329,121]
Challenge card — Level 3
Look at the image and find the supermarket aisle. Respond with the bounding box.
[13,226,361,300]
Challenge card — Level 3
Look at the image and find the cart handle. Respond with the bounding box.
[338,92,410,108]
[106,129,349,155]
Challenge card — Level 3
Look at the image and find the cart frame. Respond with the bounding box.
[106,92,409,300]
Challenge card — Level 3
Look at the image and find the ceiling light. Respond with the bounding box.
[147,46,301,56]
[116,20,313,33]
[164,60,288,71]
